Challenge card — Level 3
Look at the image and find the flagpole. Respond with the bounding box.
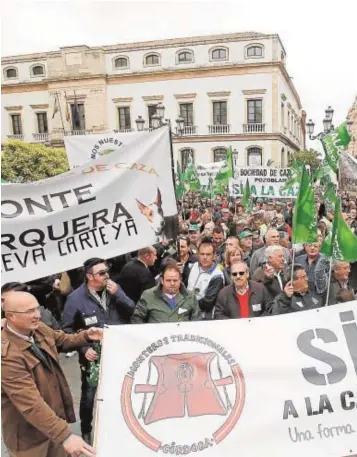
[324,260,333,306]
[290,245,296,279]
[56,92,66,133]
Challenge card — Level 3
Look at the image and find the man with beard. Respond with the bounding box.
[62,258,134,445]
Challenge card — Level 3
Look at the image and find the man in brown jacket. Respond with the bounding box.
[215,262,271,319]
[1,291,102,457]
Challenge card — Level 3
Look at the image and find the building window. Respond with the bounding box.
[144,53,160,66]
[213,101,227,125]
[70,103,86,130]
[181,148,195,172]
[246,45,264,58]
[4,67,18,79]
[247,99,262,123]
[36,112,48,133]
[179,103,194,126]
[211,47,228,61]
[177,50,193,63]
[32,65,45,76]
[114,57,129,68]
[281,103,285,127]
[247,147,262,166]
[148,104,157,128]
[213,148,227,162]
[118,106,131,130]
[11,114,22,135]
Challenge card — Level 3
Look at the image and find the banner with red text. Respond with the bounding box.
[1,127,177,284]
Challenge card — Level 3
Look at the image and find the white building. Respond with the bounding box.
[1,32,306,168]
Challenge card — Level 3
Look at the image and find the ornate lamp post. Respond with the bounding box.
[306,105,334,140]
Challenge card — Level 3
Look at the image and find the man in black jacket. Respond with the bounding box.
[62,257,134,445]
[117,246,157,303]
[272,265,323,314]
[215,262,271,319]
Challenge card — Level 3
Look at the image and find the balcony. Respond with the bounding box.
[243,123,266,133]
[7,134,24,140]
[64,129,93,136]
[113,128,134,133]
[208,124,230,134]
[33,133,50,142]
[51,129,93,141]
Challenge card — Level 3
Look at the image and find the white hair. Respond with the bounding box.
[265,245,283,260]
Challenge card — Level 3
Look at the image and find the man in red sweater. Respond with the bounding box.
[215,262,271,319]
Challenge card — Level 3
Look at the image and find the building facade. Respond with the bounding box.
[1,32,305,168]
[347,95,357,157]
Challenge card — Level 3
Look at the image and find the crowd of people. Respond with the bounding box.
[1,191,357,457]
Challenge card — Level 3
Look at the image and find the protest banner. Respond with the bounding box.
[1,127,177,284]
[229,167,299,198]
[339,151,357,197]
[95,302,357,457]
[196,161,226,186]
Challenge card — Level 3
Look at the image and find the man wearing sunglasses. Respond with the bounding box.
[215,262,271,319]
[62,257,134,445]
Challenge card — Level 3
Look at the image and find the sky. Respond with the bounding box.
[2,0,357,151]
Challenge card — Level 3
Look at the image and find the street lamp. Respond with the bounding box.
[135,115,145,132]
[306,105,334,140]
[156,102,165,120]
[151,113,161,129]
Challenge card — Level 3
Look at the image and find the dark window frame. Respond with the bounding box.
[145,54,160,66]
[247,99,263,124]
[115,57,128,68]
[179,103,194,126]
[212,101,227,125]
[211,48,227,60]
[5,68,17,79]
[247,45,263,57]
[70,103,86,130]
[148,104,157,128]
[11,114,22,135]
[178,51,193,63]
[36,112,48,133]
[32,65,44,76]
[213,148,227,162]
[118,106,131,130]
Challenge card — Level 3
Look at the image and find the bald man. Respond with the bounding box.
[1,292,102,457]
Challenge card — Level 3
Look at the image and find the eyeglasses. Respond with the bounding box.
[92,269,110,277]
[6,306,41,315]
[231,271,246,277]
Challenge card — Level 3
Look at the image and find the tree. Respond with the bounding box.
[1,140,69,182]
[288,149,322,172]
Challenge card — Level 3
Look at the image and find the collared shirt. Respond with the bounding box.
[235,284,249,296]
[274,272,283,290]
[89,288,107,310]
[6,323,34,344]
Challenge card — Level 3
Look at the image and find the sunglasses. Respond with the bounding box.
[232,271,246,277]
[93,269,110,277]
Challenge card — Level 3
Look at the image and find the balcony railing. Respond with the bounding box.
[64,129,93,136]
[7,134,24,140]
[243,123,266,133]
[181,125,197,136]
[33,133,50,142]
[51,129,93,141]
[113,128,134,133]
[208,124,230,134]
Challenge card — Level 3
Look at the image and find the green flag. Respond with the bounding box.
[175,160,185,200]
[184,156,200,191]
[292,164,318,244]
[321,198,357,262]
[241,179,253,214]
[321,122,351,174]
[282,159,303,191]
[215,146,234,185]
[322,182,338,206]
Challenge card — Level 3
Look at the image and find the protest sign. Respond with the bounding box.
[229,167,299,198]
[339,151,357,197]
[196,161,226,186]
[1,127,177,284]
[95,302,357,457]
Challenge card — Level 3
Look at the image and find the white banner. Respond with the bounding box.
[196,161,226,186]
[1,128,177,284]
[96,302,357,457]
[229,167,299,198]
